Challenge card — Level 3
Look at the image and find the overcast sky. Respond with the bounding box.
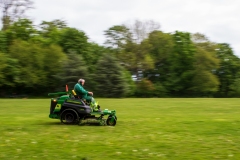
[29,0,240,56]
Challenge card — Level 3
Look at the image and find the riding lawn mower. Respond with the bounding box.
[48,85,117,126]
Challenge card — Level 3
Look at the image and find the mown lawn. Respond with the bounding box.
[0,98,240,160]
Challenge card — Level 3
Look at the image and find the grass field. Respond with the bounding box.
[0,98,240,160]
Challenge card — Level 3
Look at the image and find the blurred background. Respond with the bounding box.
[0,0,240,98]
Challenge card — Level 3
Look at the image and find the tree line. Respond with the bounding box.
[0,0,240,98]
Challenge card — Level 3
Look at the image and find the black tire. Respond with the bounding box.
[60,109,79,125]
[106,117,117,126]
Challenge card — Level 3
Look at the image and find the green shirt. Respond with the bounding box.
[74,83,88,97]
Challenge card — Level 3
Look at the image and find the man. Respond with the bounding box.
[74,78,100,111]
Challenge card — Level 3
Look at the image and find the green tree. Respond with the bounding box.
[93,53,129,97]
[58,27,89,55]
[229,78,240,97]
[104,23,156,80]
[167,31,196,95]
[143,31,175,97]
[0,31,7,52]
[189,33,220,96]
[84,42,107,73]
[119,39,155,80]
[8,40,66,94]
[8,40,45,87]
[145,31,174,89]
[0,52,20,87]
[135,78,155,97]
[191,47,220,94]
[215,43,240,97]
[41,45,67,93]
[40,19,67,31]
[104,25,132,50]
[38,19,67,45]
[54,53,88,91]
[5,18,37,48]
[0,53,8,85]
[122,69,136,97]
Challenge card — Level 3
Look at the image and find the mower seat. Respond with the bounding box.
[71,90,81,99]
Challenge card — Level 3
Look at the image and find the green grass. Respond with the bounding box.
[0,98,240,160]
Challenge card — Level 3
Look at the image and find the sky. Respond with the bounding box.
[29,0,240,56]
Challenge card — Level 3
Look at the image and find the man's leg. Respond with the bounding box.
[85,96,98,111]
[90,97,99,111]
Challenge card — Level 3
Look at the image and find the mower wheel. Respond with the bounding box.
[60,109,79,125]
[106,117,117,126]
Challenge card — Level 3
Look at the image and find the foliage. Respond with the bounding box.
[135,78,155,97]
[190,33,220,95]
[104,25,132,49]
[58,27,89,55]
[0,53,20,87]
[122,69,136,97]
[4,18,37,52]
[7,40,66,95]
[38,19,67,45]
[166,31,196,95]
[54,53,88,91]
[215,43,240,97]
[0,16,240,97]
[8,40,45,87]
[0,31,7,52]
[229,78,240,97]
[153,82,168,97]
[84,42,106,73]
[145,31,174,84]
[41,44,67,91]
[104,23,155,80]
[93,53,129,97]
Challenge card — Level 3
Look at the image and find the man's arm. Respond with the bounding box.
[79,85,88,94]
[75,83,92,95]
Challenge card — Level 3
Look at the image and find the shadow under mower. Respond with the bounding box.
[48,86,117,126]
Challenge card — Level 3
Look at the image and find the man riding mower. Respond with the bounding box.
[47,79,117,126]
[74,79,100,112]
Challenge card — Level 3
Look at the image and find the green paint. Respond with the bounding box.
[66,99,82,104]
